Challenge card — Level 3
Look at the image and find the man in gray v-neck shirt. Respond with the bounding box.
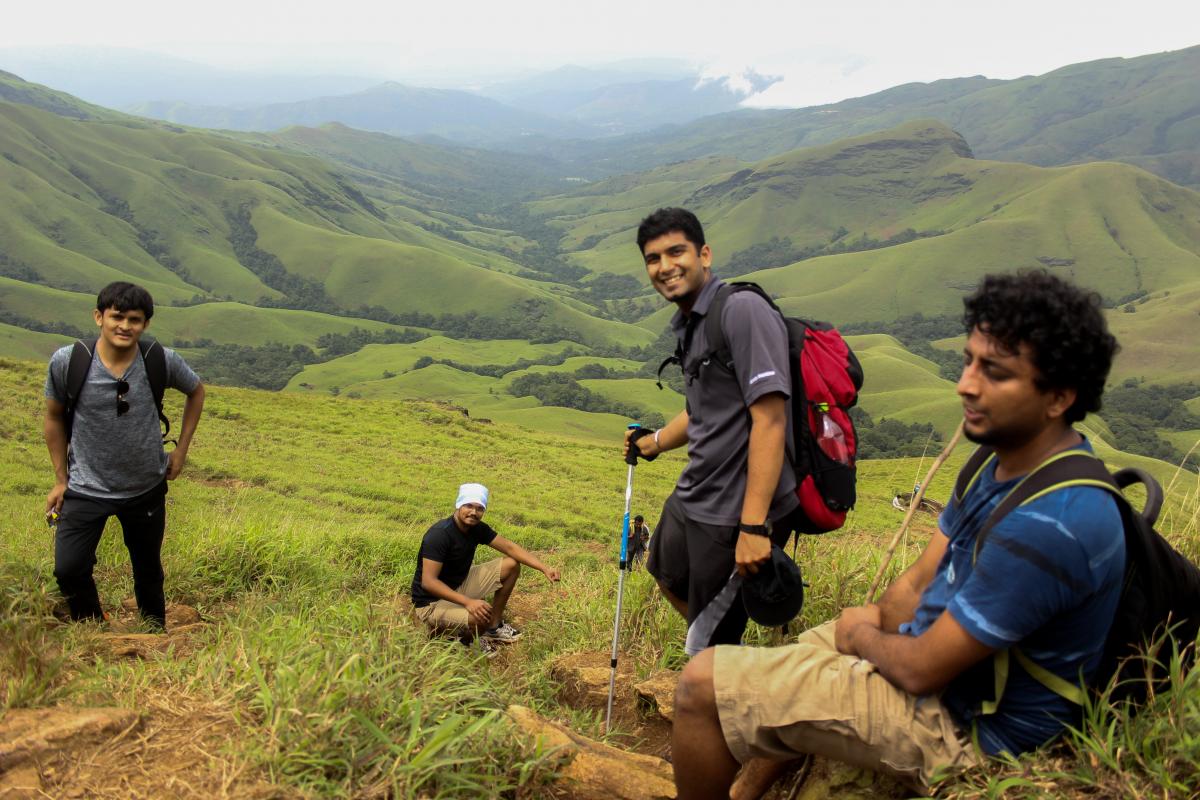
[624,208,798,654]
[43,282,205,628]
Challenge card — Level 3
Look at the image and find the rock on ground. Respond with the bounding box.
[633,671,678,723]
[508,705,675,800]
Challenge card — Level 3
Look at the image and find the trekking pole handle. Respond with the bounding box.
[627,424,654,465]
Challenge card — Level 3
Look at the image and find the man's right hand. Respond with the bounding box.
[623,427,658,462]
[465,598,493,627]
[45,483,66,518]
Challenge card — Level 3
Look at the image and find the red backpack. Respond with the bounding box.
[660,282,864,533]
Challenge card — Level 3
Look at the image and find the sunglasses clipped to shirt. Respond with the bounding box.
[116,379,130,416]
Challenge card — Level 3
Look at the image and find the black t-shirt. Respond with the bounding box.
[410,516,498,608]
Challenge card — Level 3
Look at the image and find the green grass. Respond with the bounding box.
[2,355,1197,798]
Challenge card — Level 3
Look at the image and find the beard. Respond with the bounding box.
[962,413,1044,449]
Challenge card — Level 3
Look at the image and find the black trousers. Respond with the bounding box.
[54,482,168,627]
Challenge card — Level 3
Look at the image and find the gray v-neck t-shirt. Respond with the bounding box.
[45,343,200,500]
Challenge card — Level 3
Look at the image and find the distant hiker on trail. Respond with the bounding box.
[623,208,801,654]
[410,483,560,655]
[670,271,1127,799]
[44,281,206,630]
[626,514,649,570]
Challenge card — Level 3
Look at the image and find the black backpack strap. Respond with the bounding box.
[972,449,1119,563]
[64,338,98,442]
[138,338,172,443]
[701,282,781,374]
[970,449,1134,714]
[953,445,995,504]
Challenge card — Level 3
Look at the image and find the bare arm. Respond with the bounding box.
[735,392,788,575]
[624,408,688,459]
[167,382,205,480]
[875,530,949,632]
[490,535,560,582]
[43,397,69,515]
[839,609,994,696]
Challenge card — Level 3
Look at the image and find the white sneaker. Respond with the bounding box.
[482,621,522,643]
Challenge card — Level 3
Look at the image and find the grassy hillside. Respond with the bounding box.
[0,86,652,349]
[540,121,1200,391]
[1,356,1195,798]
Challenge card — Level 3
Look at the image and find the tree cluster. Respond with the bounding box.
[187,342,318,391]
[1101,379,1200,469]
[850,407,944,460]
[314,327,427,357]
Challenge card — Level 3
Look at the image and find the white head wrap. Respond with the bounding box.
[455,483,489,510]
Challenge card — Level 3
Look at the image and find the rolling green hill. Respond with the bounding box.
[0,83,653,349]
[540,121,1200,388]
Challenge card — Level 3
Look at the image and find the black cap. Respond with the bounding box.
[742,547,804,627]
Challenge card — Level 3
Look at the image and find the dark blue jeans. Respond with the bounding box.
[54,482,168,628]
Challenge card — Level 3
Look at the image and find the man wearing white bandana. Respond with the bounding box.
[410,483,560,652]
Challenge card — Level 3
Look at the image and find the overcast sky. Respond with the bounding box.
[4,0,1198,107]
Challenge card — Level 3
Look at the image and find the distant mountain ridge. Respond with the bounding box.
[504,45,1200,188]
[128,81,590,144]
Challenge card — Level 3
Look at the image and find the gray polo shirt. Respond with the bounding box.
[45,343,200,500]
[671,277,797,526]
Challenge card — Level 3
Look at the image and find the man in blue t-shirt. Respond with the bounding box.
[668,270,1125,798]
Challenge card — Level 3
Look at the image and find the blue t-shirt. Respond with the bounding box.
[901,441,1125,755]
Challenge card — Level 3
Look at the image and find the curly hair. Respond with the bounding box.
[963,270,1119,424]
[636,207,706,254]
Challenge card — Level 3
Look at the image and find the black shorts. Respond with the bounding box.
[647,492,793,649]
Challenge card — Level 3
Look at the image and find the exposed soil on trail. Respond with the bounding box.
[550,651,674,760]
[1,599,288,799]
[0,697,284,800]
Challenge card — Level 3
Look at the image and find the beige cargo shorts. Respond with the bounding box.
[413,558,505,630]
[713,620,980,786]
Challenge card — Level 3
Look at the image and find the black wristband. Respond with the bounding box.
[738,522,771,537]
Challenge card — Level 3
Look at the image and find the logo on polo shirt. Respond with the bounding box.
[749,370,776,386]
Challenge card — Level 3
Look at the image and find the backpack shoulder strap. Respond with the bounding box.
[973,449,1124,714]
[702,281,779,372]
[973,448,1118,563]
[138,338,172,441]
[953,445,996,504]
[64,339,98,441]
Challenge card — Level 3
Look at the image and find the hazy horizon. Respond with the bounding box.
[4,0,1199,109]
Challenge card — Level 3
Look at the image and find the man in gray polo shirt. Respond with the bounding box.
[624,208,797,653]
[44,281,205,629]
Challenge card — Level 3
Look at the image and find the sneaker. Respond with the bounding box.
[482,621,522,643]
[475,637,499,659]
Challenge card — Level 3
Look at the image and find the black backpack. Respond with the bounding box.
[658,281,864,533]
[955,445,1200,709]
[65,338,172,444]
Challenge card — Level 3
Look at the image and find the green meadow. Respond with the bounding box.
[2,356,1198,798]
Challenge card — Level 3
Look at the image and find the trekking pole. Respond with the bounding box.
[607,424,647,734]
[865,421,964,604]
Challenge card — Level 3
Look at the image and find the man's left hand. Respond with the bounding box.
[542,566,561,583]
[166,448,188,480]
[734,531,772,576]
[834,604,883,656]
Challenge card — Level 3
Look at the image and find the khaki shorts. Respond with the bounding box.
[713,621,980,786]
[413,558,505,630]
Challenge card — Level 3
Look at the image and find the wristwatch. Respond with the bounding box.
[738,521,772,537]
